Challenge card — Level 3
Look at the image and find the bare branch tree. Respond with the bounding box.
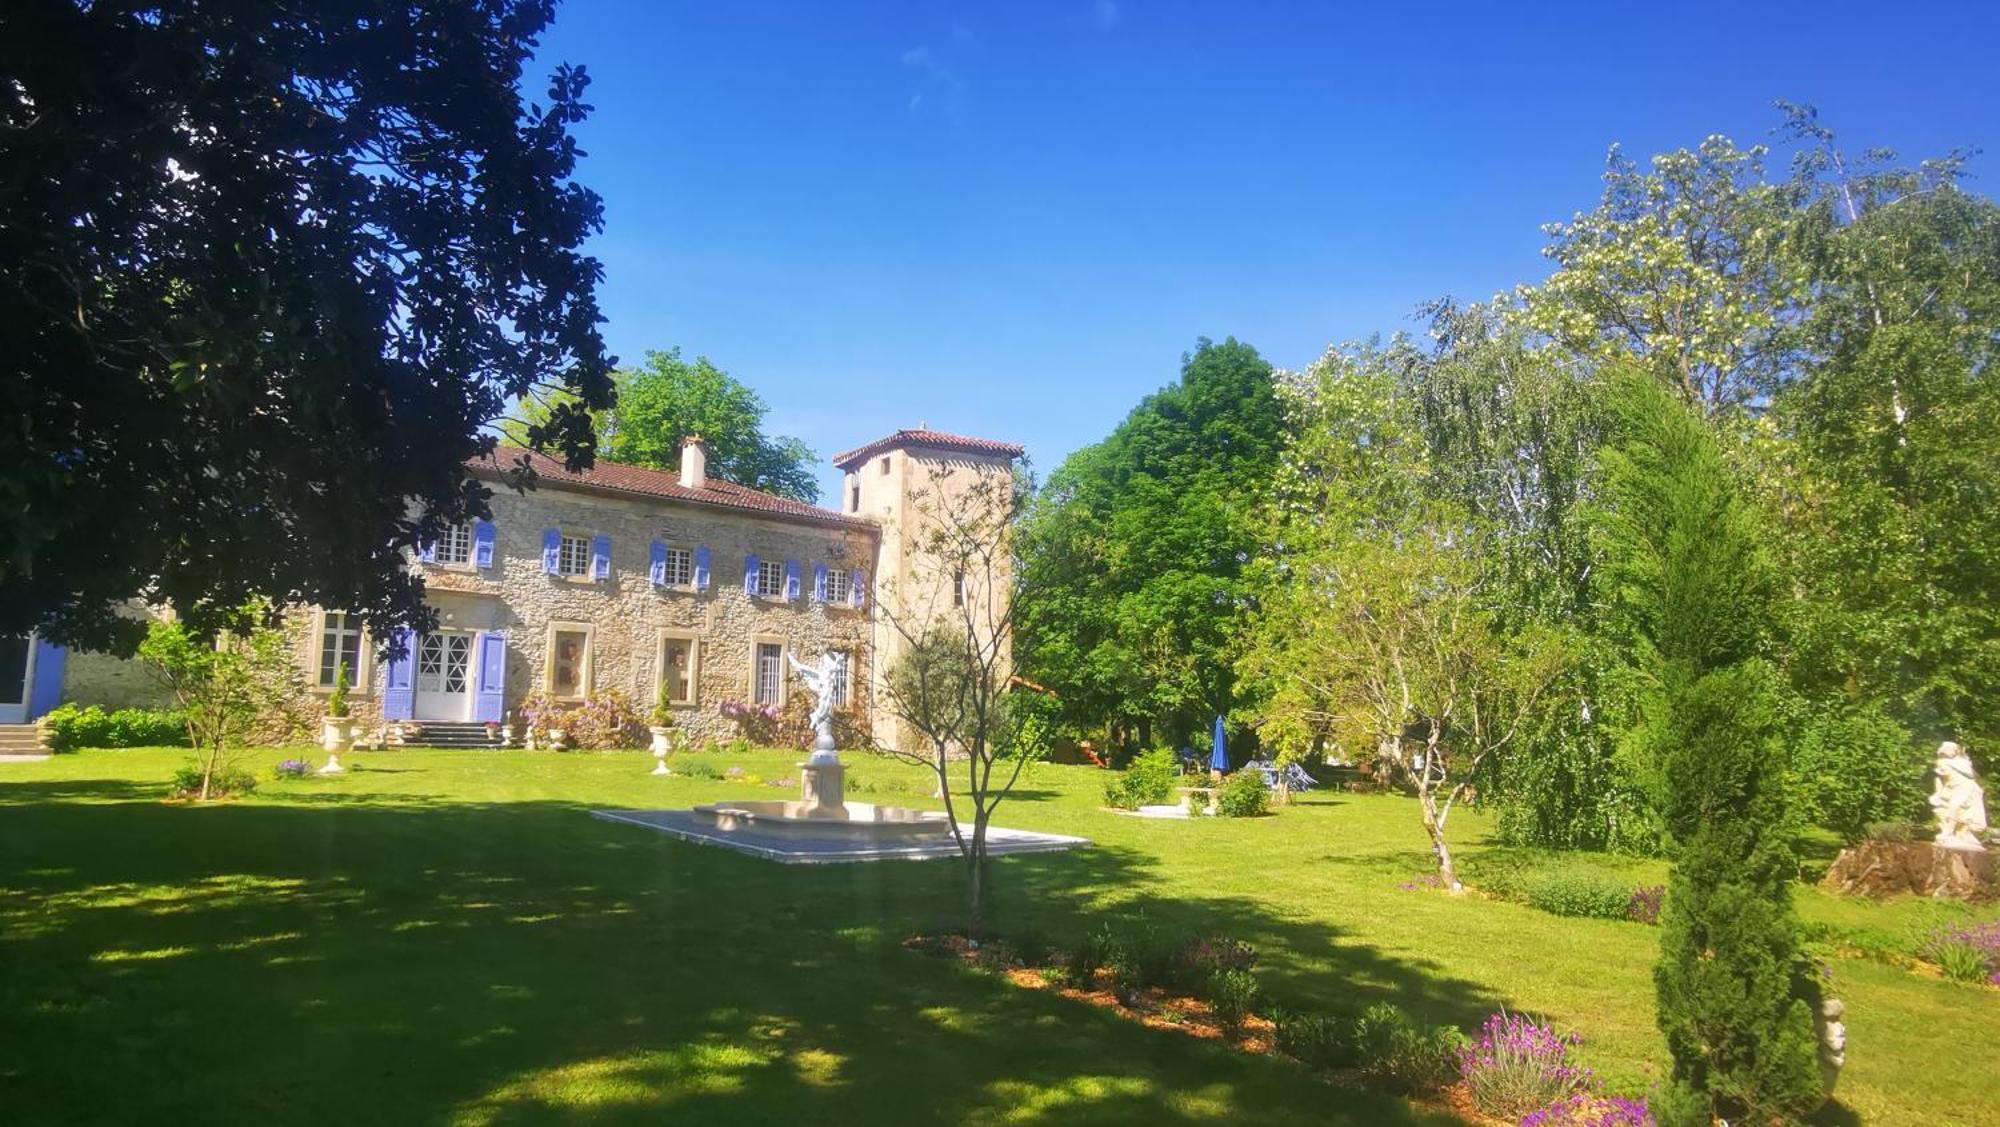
[867,459,1045,938]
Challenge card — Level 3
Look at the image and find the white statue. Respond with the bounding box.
[1929,741,1988,851]
[786,650,847,764]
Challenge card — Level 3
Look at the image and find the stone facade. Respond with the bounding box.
[31,430,1021,749]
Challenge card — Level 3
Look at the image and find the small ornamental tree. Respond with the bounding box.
[1593,369,1823,1122]
[874,460,1043,938]
[138,604,307,802]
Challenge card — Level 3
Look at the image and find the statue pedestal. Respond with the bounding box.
[1820,840,1996,900]
[797,761,847,819]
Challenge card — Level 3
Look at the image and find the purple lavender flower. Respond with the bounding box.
[1459,1010,1596,1120]
[1520,1093,1654,1127]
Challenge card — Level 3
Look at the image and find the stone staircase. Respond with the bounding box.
[0,723,49,756]
[398,722,499,750]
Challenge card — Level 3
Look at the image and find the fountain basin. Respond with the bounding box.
[691,800,951,842]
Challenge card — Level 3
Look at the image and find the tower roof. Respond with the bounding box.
[831,429,1025,470]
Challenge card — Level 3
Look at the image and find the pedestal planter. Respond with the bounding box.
[320,716,355,754]
[649,726,675,775]
[546,727,569,751]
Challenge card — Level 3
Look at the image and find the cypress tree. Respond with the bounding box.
[1595,369,1824,1122]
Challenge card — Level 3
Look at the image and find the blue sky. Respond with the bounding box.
[530,1,2000,503]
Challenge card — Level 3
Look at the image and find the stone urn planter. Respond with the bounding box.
[320,716,356,755]
[649,726,676,775]
[546,727,569,751]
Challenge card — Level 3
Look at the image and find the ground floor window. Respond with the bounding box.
[550,628,591,698]
[829,649,851,709]
[318,612,362,688]
[660,636,696,705]
[753,642,782,706]
[417,634,471,695]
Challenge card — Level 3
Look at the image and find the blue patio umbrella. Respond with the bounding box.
[1209,715,1229,773]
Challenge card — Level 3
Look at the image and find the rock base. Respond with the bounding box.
[1820,840,1995,900]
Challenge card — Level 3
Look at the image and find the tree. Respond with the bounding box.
[1513,133,1812,416]
[1,1,614,651]
[1765,145,2000,759]
[1238,344,1563,889]
[138,606,307,802]
[1594,370,1822,1122]
[873,460,1042,938]
[507,348,821,502]
[1017,338,1283,752]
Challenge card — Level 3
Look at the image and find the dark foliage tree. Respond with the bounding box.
[507,347,819,502]
[1595,370,1822,1123]
[1016,338,1281,752]
[0,0,614,650]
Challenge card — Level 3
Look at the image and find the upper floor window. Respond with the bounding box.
[754,558,786,598]
[879,455,892,476]
[664,546,694,588]
[318,612,362,688]
[824,567,853,605]
[435,524,471,565]
[557,534,591,577]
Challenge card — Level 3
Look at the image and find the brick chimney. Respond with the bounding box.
[679,434,707,490]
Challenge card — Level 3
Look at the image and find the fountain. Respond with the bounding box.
[688,650,951,841]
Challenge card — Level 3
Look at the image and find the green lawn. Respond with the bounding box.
[2,749,1994,1126]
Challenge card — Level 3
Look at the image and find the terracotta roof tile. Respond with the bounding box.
[469,446,876,531]
[831,428,1026,469]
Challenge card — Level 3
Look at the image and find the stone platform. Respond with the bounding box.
[1820,840,1995,900]
[592,808,1089,865]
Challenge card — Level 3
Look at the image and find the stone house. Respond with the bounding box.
[2,428,1021,751]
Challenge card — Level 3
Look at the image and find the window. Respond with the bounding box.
[824,567,852,605]
[755,558,786,598]
[659,636,696,705]
[879,455,891,476]
[557,534,590,577]
[664,546,694,588]
[829,650,851,710]
[434,523,471,565]
[550,628,590,697]
[849,481,860,513]
[953,568,967,608]
[318,612,362,688]
[754,642,783,706]
[418,633,471,695]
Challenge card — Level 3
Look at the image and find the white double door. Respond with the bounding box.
[413,631,474,721]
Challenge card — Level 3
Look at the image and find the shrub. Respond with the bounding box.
[1526,869,1635,921]
[676,759,723,780]
[1215,770,1270,817]
[1790,703,1925,842]
[1862,819,1928,843]
[273,758,313,780]
[718,698,780,745]
[1522,1093,1657,1127]
[1102,747,1179,809]
[1272,1009,1354,1069]
[1644,1079,1710,1127]
[1204,968,1260,1032]
[1066,924,1117,983]
[1921,922,2000,986]
[1625,885,1665,926]
[1457,1010,1594,1120]
[43,703,188,751]
[1173,932,1258,987]
[519,691,645,749]
[1353,1002,1465,1094]
[171,763,256,799]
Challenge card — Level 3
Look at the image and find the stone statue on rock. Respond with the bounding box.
[1929,741,1988,851]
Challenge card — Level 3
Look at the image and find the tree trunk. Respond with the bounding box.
[1419,792,1462,892]
[966,816,989,940]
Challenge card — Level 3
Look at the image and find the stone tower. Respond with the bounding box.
[831,429,1024,752]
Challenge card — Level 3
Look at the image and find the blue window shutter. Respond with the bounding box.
[649,540,667,585]
[694,546,711,590]
[472,632,506,723]
[541,529,561,574]
[382,629,415,720]
[784,560,801,602]
[591,535,612,580]
[28,637,66,722]
[419,538,437,563]
[813,564,828,603]
[743,553,760,595]
[850,569,866,609]
[473,521,496,569]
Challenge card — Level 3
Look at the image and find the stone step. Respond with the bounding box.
[0,724,48,753]
[398,723,500,749]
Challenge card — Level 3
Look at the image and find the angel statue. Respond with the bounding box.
[786,650,848,763]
